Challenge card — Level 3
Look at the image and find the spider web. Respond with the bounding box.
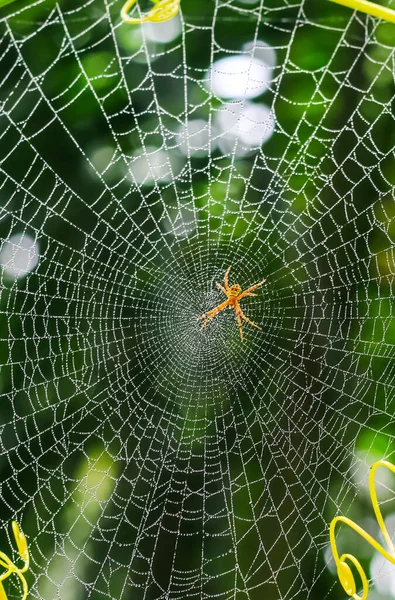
[0,0,395,598]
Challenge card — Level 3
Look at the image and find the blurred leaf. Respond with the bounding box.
[0,0,19,7]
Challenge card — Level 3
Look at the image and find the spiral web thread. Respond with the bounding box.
[0,0,395,598]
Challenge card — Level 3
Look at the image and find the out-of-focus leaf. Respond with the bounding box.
[0,0,19,8]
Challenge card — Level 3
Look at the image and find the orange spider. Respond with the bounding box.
[198,267,266,341]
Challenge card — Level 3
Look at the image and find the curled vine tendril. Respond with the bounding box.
[121,0,395,25]
[121,0,180,24]
[330,460,395,600]
[0,522,29,600]
[329,0,395,23]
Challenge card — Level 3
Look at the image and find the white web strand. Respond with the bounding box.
[0,0,395,599]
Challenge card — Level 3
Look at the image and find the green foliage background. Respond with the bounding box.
[0,0,394,598]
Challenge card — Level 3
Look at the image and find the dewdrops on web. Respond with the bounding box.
[176,119,218,158]
[163,205,196,239]
[373,514,395,585]
[87,145,125,183]
[140,13,181,43]
[371,517,395,598]
[353,452,394,498]
[324,544,337,575]
[243,40,277,74]
[214,101,275,157]
[206,40,276,156]
[128,146,183,186]
[0,233,39,279]
[206,40,275,100]
[89,146,116,174]
[207,55,269,100]
[118,0,181,57]
[117,15,181,61]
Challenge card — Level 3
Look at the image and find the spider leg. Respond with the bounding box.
[200,311,221,330]
[238,306,262,331]
[236,312,244,341]
[241,292,258,297]
[238,279,266,299]
[199,316,214,331]
[216,283,227,295]
[223,266,231,291]
[198,300,230,330]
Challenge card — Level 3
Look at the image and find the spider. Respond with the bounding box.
[198,267,266,341]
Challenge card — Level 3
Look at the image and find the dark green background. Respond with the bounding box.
[0,0,394,598]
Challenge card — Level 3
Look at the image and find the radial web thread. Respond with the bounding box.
[0,0,395,598]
